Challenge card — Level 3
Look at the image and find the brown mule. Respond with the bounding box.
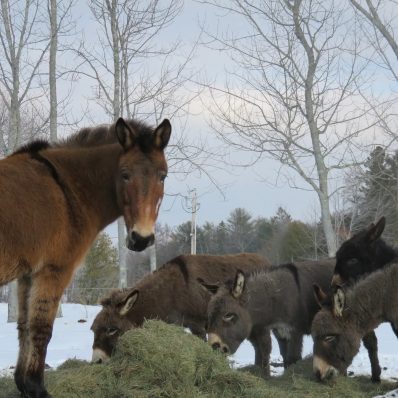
[0,117,171,398]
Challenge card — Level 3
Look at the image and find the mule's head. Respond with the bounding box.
[91,289,139,363]
[311,285,361,381]
[115,118,171,252]
[332,217,388,287]
[199,270,252,355]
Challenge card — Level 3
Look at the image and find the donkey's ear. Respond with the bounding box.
[153,119,171,150]
[118,289,139,316]
[197,278,219,295]
[115,118,137,150]
[366,216,386,242]
[313,284,327,308]
[232,270,245,299]
[332,287,346,317]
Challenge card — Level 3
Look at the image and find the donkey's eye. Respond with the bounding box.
[323,335,336,343]
[223,313,237,323]
[107,327,119,336]
[121,172,130,182]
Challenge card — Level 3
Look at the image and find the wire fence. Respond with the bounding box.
[0,286,119,305]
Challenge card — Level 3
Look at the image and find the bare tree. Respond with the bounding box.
[0,0,51,153]
[349,0,398,141]
[75,0,216,286]
[201,0,377,256]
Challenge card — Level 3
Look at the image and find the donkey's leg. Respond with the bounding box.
[362,331,381,383]
[14,275,32,394]
[284,331,303,367]
[22,265,72,398]
[272,329,288,368]
[248,326,272,376]
[189,323,207,341]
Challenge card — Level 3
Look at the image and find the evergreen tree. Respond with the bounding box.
[75,232,118,304]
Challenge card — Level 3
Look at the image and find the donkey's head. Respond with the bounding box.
[91,289,139,363]
[199,270,252,355]
[311,285,361,381]
[115,118,171,252]
[332,217,392,287]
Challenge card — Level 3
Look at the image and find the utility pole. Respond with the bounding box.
[190,189,197,255]
[149,244,157,272]
[118,218,127,288]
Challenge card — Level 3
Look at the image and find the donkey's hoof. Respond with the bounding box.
[371,375,381,383]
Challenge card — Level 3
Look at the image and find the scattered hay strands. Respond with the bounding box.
[0,320,395,397]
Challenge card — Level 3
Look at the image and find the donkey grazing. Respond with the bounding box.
[313,216,398,382]
[312,262,398,382]
[0,118,171,398]
[91,253,270,366]
[201,259,335,371]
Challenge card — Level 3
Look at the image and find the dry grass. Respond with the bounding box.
[0,320,396,397]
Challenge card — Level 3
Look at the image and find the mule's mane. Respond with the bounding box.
[12,139,51,156]
[57,119,156,151]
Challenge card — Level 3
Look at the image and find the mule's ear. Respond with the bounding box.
[232,270,245,299]
[313,284,327,308]
[366,216,386,242]
[115,117,137,150]
[153,119,171,150]
[197,278,219,295]
[332,287,346,317]
[118,290,139,316]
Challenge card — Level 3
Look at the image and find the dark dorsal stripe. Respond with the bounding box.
[278,263,300,290]
[171,256,189,283]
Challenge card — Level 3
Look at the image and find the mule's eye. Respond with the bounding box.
[159,173,167,183]
[323,335,336,343]
[223,313,237,323]
[107,327,119,336]
[121,172,130,182]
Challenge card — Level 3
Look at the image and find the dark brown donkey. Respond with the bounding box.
[313,216,398,382]
[91,253,271,368]
[201,259,335,371]
[0,118,171,398]
[312,261,398,382]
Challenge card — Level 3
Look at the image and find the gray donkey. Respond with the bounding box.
[200,259,335,371]
[312,262,398,382]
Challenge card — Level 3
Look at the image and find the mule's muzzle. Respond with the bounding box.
[127,231,155,252]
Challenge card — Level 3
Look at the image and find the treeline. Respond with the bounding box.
[343,146,398,242]
[127,207,329,283]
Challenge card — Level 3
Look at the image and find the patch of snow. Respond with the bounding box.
[1,303,398,396]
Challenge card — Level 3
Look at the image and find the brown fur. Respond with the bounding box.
[1,117,171,398]
[312,262,398,382]
[203,259,335,374]
[91,253,270,364]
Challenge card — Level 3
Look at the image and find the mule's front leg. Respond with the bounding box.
[22,266,71,398]
[14,275,32,395]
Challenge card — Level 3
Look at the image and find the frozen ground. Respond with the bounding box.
[1,303,398,395]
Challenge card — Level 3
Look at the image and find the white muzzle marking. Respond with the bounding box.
[92,348,110,364]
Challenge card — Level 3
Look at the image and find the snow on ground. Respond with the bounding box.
[1,303,398,389]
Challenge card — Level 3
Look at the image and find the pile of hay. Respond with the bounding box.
[0,320,396,397]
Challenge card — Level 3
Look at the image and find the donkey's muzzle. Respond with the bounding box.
[127,231,155,252]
